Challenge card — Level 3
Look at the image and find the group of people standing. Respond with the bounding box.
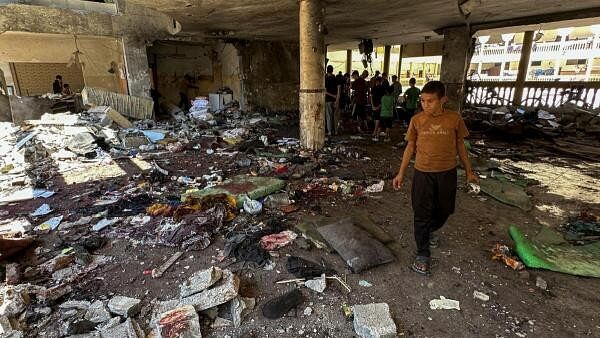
[324,65,422,142]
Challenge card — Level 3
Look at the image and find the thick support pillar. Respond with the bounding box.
[513,30,534,105]
[122,37,152,97]
[298,0,325,150]
[346,49,352,75]
[383,45,391,75]
[440,26,474,111]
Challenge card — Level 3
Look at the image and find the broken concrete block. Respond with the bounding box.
[0,315,15,333]
[40,253,75,273]
[106,108,133,129]
[0,286,26,317]
[304,274,326,293]
[107,296,141,317]
[68,319,97,335]
[179,270,239,311]
[97,317,121,332]
[352,303,397,338]
[230,296,255,328]
[60,300,92,311]
[85,300,112,323]
[100,318,143,338]
[5,264,20,285]
[156,305,202,338]
[180,266,223,298]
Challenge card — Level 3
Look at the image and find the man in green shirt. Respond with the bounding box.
[403,77,420,124]
[379,86,395,142]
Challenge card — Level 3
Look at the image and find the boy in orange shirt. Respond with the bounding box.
[393,81,478,275]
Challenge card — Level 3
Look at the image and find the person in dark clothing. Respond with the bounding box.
[325,65,340,136]
[53,75,63,94]
[370,77,386,141]
[351,70,369,132]
[381,72,390,89]
[179,74,198,111]
[392,81,478,275]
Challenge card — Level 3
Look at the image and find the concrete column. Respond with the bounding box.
[122,37,152,97]
[383,45,391,75]
[346,49,352,75]
[554,35,567,77]
[513,30,534,105]
[585,34,599,81]
[397,45,403,77]
[298,0,325,150]
[440,26,474,111]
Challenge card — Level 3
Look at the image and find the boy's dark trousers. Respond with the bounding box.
[411,168,457,257]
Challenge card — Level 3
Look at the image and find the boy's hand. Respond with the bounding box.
[392,174,404,191]
[466,170,479,184]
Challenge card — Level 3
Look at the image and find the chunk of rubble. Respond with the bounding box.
[179,267,223,298]
[352,303,397,338]
[67,319,97,335]
[304,274,326,293]
[156,305,202,338]
[179,270,239,312]
[107,296,141,317]
[85,300,112,323]
[59,300,92,311]
[230,296,255,328]
[99,318,143,338]
[5,264,20,285]
[0,286,27,317]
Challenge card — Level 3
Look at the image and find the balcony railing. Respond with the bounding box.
[472,38,600,62]
[465,80,600,109]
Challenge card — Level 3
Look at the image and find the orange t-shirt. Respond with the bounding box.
[405,110,469,172]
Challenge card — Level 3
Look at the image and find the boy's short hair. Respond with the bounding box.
[409,77,416,85]
[352,70,359,77]
[326,65,334,73]
[421,81,446,98]
[392,75,398,80]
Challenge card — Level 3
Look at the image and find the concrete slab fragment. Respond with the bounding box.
[156,305,202,338]
[352,303,397,338]
[180,267,223,298]
[100,318,143,338]
[107,296,141,317]
[179,270,239,312]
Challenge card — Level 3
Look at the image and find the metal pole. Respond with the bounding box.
[513,30,534,105]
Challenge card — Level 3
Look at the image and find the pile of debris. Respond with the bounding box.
[0,97,405,337]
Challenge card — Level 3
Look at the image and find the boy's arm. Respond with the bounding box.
[393,141,416,190]
[457,138,479,184]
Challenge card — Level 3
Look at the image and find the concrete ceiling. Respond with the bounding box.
[129,0,600,49]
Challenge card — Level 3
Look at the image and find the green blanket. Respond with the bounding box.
[509,225,600,278]
[480,178,532,211]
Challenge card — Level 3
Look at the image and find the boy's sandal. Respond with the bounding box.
[411,256,430,275]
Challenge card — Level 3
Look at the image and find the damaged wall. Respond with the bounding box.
[0,32,126,94]
[238,41,300,112]
[149,41,243,107]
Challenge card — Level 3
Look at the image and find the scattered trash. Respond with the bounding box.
[92,218,120,232]
[30,203,52,217]
[36,215,63,231]
[491,243,525,270]
[429,296,461,310]
[535,276,548,290]
[304,274,327,293]
[260,230,298,251]
[365,180,385,193]
[243,198,263,215]
[358,280,373,288]
[318,218,394,273]
[473,290,490,302]
[152,251,184,279]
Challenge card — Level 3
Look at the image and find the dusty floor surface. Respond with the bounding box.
[2,125,599,338]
